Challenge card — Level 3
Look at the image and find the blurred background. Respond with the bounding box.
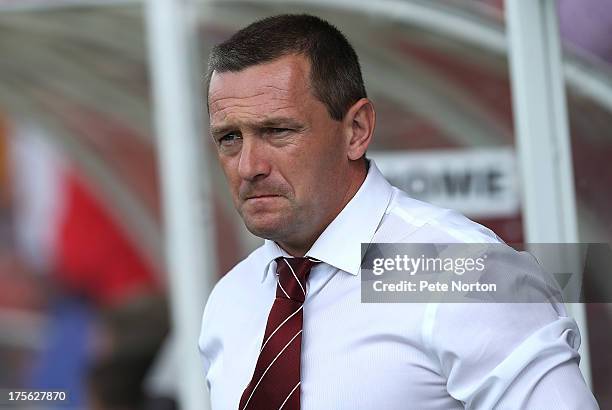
[0,0,610,409]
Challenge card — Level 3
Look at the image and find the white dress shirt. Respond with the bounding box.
[199,161,598,409]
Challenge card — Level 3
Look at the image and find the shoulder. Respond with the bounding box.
[206,244,268,306]
[379,187,502,244]
[199,243,269,352]
[200,244,269,331]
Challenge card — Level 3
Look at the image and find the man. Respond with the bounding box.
[199,14,598,409]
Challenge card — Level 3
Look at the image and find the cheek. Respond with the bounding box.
[219,157,241,191]
[293,146,341,196]
[312,129,347,171]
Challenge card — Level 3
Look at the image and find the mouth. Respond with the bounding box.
[245,194,281,200]
[243,195,283,207]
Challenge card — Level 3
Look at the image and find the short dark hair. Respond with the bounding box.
[206,14,367,121]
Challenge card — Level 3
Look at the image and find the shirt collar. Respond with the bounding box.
[260,160,393,282]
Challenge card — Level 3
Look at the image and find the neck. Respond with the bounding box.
[277,160,368,257]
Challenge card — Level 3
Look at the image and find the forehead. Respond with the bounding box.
[208,54,313,123]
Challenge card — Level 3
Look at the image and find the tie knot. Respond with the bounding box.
[274,257,319,302]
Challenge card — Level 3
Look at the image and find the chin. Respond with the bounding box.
[243,217,289,241]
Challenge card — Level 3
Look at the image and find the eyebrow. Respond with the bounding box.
[210,117,304,136]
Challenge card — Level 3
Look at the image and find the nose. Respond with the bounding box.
[237,137,270,181]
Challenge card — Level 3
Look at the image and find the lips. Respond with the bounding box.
[245,194,280,200]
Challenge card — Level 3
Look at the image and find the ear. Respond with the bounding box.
[343,98,376,161]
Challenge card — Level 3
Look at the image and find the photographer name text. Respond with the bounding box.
[372,279,496,293]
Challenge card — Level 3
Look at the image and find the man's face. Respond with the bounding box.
[208,54,352,251]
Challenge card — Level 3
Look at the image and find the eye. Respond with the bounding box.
[218,132,241,146]
[267,127,291,136]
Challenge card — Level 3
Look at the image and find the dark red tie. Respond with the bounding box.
[239,256,319,410]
